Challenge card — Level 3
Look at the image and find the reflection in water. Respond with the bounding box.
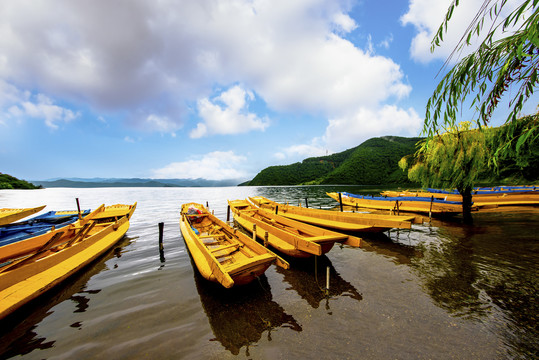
[70,289,102,313]
[360,232,423,265]
[193,270,302,356]
[0,236,133,360]
[277,255,362,310]
[403,211,539,358]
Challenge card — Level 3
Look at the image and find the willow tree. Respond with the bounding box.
[400,122,488,223]
[425,0,538,165]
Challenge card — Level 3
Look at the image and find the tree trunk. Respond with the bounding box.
[459,186,473,224]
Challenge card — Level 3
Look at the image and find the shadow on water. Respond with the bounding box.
[276,254,362,311]
[0,236,133,360]
[193,269,302,357]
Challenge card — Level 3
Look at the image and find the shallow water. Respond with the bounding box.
[0,186,537,359]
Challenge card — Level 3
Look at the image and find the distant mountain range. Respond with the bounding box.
[245,136,423,186]
[31,136,423,188]
[30,178,243,188]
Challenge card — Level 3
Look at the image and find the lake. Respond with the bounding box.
[0,186,537,359]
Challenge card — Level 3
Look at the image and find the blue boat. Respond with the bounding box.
[427,185,538,195]
[0,209,91,247]
[327,191,466,215]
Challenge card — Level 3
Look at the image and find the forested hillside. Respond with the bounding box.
[247,136,423,186]
[0,173,41,189]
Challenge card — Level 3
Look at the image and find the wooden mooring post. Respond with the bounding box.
[326,266,330,291]
[429,196,434,220]
[76,198,82,219]
[158,222,165,262]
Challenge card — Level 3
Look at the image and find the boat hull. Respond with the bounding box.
[180,203,285,288]
[381,189,539,207]
[0,203,136,320]
[249,196,417,232]
[0,206,46,226]
[327,192,465,215]
[229,199,360,258]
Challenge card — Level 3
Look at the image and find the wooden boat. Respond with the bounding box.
[228,199,361,258]
[0,209,91,247]
[327,192,467,215]
[0,203,136,320]
[180,203,288,288]
[0,206,46,226]
[248,196,420,232]
[381,188,539,207]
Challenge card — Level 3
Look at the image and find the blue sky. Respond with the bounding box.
[0,0,535,182]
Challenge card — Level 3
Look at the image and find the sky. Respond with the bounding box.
[0,0,536,182]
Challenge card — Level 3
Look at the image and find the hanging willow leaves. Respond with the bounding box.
[425,0,539,164]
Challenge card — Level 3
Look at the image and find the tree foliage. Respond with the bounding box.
[426,0,539,162]
[0,173,41,189]
[400,122,488,191]
[248,136,421,186]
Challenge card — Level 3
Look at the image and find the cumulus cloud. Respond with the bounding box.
[0,0,413,133]
[276,105,423,161]
[332,12,357,34]
[192,85,269,138]
[323,105,423,150]
[151,151,248,180]
[401,0,527,63]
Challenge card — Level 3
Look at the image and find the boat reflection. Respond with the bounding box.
[0,236,133,359]
[193,270,302,356]
[406,211,539,358]
[360,231,424,265]
[276,255,362,310]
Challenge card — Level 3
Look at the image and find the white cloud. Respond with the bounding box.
[0,0,412,132]
[0,80,79,129]
[379,34,393,50]
[323,105,423,150]
[274,142,328,161]
[192,85,270,138]
[332,12,357,33]
[124,136,135,143]
[277,105,423,161]
[151,151,248,180]
[401,0,528,63]
[146,114,177,134]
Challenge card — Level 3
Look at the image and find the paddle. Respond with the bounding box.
[0,231,65,273]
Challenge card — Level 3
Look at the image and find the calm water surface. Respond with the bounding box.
[0,186,537,359]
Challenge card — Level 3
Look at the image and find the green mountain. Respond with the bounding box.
[248,136,423,186]
[0,173,41,189]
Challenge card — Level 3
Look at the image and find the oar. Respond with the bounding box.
[63,221,96,248]
[0,231,65,273]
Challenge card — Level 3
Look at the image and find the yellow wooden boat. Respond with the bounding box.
[380,189,539,207]
[249,196,420,232]
[0,203,136,320]
[0,206,46,226]
[180,203,288,288]
[327,192,466,215]
[228,199,361,258]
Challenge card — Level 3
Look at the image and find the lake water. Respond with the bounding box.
[0,186,537,359]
